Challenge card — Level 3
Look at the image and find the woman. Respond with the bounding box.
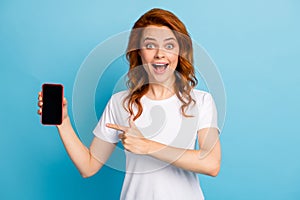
[38,8,221,200]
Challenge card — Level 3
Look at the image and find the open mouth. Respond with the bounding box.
[151,63,168,74]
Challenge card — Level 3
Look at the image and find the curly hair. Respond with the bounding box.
[124,8,198,120]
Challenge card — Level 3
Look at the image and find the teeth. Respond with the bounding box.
[152,63,168,69]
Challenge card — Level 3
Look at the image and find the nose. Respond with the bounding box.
[154,48,165,59]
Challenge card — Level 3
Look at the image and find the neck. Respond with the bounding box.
[146,76,176,100]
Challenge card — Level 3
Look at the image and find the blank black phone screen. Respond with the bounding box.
[41,84,63,125]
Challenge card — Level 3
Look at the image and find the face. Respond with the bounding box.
[139,25,179,85]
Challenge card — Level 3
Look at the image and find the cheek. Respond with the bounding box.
[139,52,150,71]
[168,48,179,62]
[140,50,153,64]
[169,54,179,68]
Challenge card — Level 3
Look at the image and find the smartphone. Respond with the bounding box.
[41,83,64,125]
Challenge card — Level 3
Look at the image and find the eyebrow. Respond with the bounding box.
[143,37,177,42]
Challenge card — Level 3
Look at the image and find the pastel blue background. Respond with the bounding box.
[1,0,299,199]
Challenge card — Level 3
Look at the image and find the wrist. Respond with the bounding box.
[56,116,71,130]
[146,139,158,155]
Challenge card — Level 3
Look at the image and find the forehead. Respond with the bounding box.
[141,25,177,40]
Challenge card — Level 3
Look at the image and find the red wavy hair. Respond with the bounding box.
[124,8,198,120]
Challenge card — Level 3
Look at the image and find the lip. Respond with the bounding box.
[151,62,169,74]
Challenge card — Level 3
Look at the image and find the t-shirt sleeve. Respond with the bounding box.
[93,97,120,143]
[197,92,219,132]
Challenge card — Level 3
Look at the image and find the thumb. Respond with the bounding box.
[63,97,67,105]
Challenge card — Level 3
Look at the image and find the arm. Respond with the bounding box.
[147,127,221,176]
[106,117,221,176]
[38,92,116,178]
[57,118,116,178]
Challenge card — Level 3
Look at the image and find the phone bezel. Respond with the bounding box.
[41,83,64,125]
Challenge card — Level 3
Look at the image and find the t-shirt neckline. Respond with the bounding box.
[142,93,177,103]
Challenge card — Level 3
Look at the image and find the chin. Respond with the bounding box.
[148,74,175,85]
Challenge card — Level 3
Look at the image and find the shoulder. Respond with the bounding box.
[109,90,129,105]
[192,88,210,97]
[104,90,129,113]
[109,90,129,104]
[192,89,213,104]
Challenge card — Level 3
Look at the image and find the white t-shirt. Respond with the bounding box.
[92,89,219,200]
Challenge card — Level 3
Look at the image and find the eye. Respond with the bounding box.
[165,43,174,50]
[145,43,156,49]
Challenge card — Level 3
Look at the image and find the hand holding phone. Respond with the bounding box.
[39,83,64,125]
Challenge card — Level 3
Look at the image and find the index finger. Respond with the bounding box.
[106,123,127,132]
